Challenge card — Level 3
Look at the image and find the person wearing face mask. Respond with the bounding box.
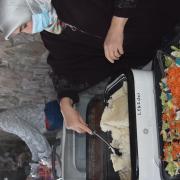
[0,0,61,40]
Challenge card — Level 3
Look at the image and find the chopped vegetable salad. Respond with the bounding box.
[160,46,180,176]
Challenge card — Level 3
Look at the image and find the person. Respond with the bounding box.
[40,0,180,135]
[0,0,179,134]
[0,0,62,39]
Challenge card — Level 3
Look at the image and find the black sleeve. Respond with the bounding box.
[113,0,138,18]
[49,71,90,104]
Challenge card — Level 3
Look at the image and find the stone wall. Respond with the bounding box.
[0,33,56,111]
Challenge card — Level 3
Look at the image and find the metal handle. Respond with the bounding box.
[92,130,122,156]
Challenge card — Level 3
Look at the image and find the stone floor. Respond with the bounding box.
[0,33,58,179]
[0,32,57,137]
[0,33,56,111]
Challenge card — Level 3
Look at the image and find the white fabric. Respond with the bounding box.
[25,0,51,14]
[26,0,62,34]
[0,104,51,162]
[0,0,32,40]
[0,0,61,40]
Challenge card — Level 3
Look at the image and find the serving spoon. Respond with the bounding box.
[92,130,122,156]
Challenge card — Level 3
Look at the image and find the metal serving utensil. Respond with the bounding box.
[92,130,122,156]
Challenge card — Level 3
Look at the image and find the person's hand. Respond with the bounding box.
[104,16,128,63]
[60,97,92,134]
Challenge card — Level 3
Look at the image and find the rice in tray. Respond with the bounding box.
[100,81,131,180]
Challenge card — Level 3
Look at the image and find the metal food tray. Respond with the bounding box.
[153,50,180,180]
[86,72,139,180]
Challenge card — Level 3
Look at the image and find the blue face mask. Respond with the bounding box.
[32,11,51,33]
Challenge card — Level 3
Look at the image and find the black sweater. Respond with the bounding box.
[41,0,179,103]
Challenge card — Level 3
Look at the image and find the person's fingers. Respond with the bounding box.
[112,45,125,61]
[113,49,121,58]
[104,45,114,63]
[117,46,124,55]
[109,47,118,61]
[105,44,122,62]
[74,126,90,134]
[74,127,86,134]
[79,123,92,135]
[79,116,92,135]
[79,117,88,126]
